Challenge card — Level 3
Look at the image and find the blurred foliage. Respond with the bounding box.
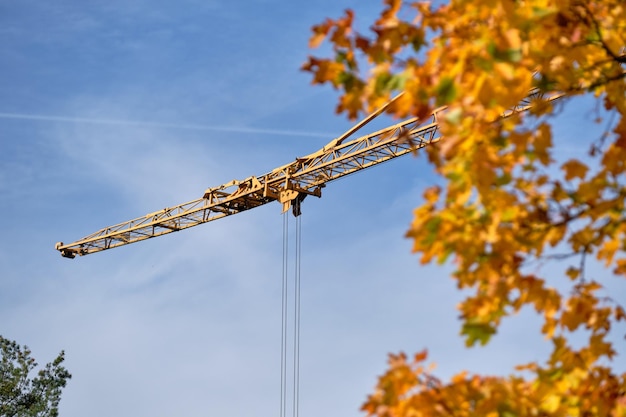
[305,0,626,415]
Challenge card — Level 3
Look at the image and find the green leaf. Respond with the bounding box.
[423,217,442,245]
[387,73,407,91]
[461,320,497,346]
[487,41,522,63]
[507,48,522,63]
[436,77,457,105]
[338,71,361,91]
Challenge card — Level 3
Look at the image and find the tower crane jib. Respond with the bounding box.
[55,88,563,258]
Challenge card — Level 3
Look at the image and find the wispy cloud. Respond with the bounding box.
[0,112,336,138]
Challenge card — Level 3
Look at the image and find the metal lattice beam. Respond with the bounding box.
[56,90,563,258]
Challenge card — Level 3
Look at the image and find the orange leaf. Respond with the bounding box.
[561,159,589,181]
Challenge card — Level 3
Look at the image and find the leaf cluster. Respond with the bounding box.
[305,0,626,415]
[0,336,71,417]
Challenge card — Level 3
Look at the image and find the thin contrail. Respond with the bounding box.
[0,112,337,139]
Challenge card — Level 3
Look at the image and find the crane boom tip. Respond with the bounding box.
[55,242,77,259]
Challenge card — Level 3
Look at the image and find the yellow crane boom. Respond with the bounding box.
[55,88,563,258]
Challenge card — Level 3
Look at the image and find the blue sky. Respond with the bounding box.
[1,1,624,417]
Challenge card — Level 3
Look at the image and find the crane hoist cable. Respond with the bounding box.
[280,210,303,417]
[280,212,288,417]
[293,214,302,417]
[55,88,564,258]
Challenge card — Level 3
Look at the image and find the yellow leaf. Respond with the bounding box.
[423,186,440,204]
[534,124,553,166]
[541,394,561,413]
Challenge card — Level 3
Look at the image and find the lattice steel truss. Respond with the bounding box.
[56,89,564,258]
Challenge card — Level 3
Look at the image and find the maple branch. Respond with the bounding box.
[538,252,579,261]
[579,247,588,283]
[589,110,617,157]
[574,2,626,64]
[567,71,626,93]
